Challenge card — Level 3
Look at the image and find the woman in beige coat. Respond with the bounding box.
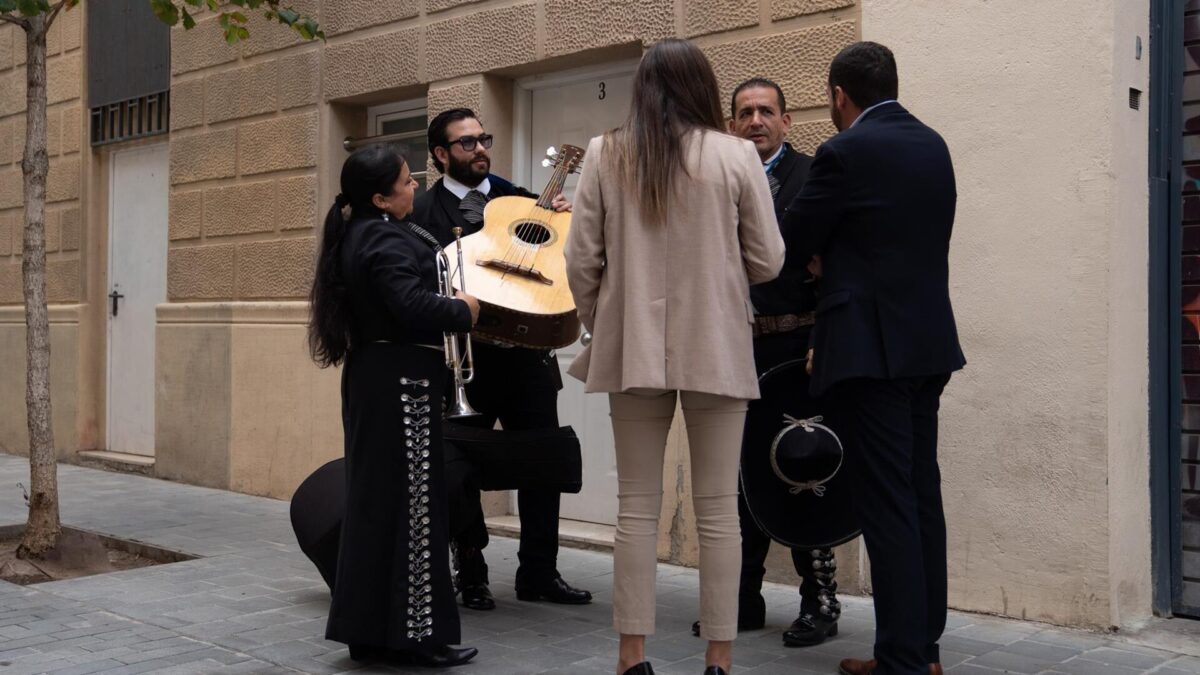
[564,39,785,675]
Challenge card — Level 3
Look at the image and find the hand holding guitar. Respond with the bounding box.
[551,193,573,212]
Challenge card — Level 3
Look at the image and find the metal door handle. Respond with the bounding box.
[109,289,125,317]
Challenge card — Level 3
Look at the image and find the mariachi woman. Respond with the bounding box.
[308,145,480,668]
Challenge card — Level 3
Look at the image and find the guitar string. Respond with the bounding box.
[514,156,569,276]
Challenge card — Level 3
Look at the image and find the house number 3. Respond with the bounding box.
[598,82,606,100]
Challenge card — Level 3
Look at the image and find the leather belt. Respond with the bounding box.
[752,312,815,338]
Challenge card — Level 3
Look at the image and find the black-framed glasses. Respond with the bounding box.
[445,133,494,152]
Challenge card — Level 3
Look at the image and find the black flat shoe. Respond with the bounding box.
[782,612,838,647]
[459,582,496,610]
[702,667,728,675]
[390,644,479,668]
[347,644,376,661]
[515,575,592,604]
[622,661,654,675]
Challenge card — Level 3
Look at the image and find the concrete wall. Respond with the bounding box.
[0,8,86,459]
[861,0,1152,628]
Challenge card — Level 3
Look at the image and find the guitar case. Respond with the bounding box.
[290,424,582,589]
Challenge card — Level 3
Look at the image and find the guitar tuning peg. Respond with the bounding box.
[546,146,558,157]
[541,158,553,168]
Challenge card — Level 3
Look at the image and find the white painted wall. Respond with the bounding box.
[862,0,1151,628]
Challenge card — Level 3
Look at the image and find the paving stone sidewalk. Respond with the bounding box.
[0,456,1194,674]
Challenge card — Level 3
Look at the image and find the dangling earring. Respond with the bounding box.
[382,212,390,222]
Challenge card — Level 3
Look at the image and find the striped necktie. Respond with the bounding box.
[766,171,780,199]
[459,189,488,225]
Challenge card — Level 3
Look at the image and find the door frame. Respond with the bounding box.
[512,58,641,190]
[105,141,169,456]
[1149,0,1189,617]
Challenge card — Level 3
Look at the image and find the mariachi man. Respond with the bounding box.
[691,78,841,647]
[410,108,593,611]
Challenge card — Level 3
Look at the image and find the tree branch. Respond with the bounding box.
[0,13,30,30]
[43,1,67,30]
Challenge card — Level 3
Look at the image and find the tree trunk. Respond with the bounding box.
[16,15,59,560]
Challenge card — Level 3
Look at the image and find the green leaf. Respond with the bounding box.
[181,7,195,29]
[206,0,219,10]
[15,0,50,16]
[182,0,202,6]
[224,25,239,43]
[229,11,248,23]
[236,26,249,40]
[0,0,17,12]
[276,8,298,25]
[149,0,179,25]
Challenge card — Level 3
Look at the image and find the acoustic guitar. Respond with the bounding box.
[454,144,586,349]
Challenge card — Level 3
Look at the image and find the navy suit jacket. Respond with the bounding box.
[782,103,965,395]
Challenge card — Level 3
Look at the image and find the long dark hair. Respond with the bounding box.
[605,39,725,224]
[308,145,405,368]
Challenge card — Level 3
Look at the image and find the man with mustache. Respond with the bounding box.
[687,78,842,649]
[411,108,591,612]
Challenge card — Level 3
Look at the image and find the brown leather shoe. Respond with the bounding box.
[837,659,943,675]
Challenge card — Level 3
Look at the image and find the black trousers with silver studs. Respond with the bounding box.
[326,343,461,650]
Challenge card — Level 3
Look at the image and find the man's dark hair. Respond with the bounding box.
[730,78,786,117]
[828,41,898,109]
[427,107,478,173]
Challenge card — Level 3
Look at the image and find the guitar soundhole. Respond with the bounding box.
[509,220,555,247]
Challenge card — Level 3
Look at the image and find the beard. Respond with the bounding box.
[830,104,845,132]
[446,153,490,187]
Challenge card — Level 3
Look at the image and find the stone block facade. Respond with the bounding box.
[0,9,84,308]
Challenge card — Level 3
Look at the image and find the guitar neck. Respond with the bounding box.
[535,163,569,209]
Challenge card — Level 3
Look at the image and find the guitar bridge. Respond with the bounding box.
[476,259,554,285]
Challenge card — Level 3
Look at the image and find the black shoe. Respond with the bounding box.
[622,662,655,675]
[347,644,376,661]
[782,612,838,647]
[703,668,728,675]
[459,582,496,610]
[391,644,479,668]
[515,575,592,604]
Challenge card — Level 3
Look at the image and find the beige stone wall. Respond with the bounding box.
[861,0,1151,628]
[0,7,86,459]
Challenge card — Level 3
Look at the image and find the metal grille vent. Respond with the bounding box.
[1130,87,1142,110]
[90,91,170,146]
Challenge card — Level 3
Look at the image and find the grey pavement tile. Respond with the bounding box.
[1052,657,1145,675]
[1081,646,1174,669]
[945,665,1004,674]
[939,634,1005,657]
[965,648,1063,673]
[997,639,1082,662]
[1161,656,1200,673]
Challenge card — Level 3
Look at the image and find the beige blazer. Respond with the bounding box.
[564,129,785,400]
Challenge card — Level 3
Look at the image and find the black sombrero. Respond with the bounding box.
[740,358,860,549]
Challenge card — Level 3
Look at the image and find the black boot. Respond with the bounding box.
[784,548,840,647]
[452,544,495,611]
[622,662,655,675]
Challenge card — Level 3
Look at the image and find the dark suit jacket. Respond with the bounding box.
[410,175,562,394]
[750,143,817,317]
[782,103,965,395]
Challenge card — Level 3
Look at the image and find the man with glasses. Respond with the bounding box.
[411,108,591,613]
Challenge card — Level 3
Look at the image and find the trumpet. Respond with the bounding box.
[438,226,478,419]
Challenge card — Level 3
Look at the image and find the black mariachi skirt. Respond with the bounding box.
[325,342,461,649]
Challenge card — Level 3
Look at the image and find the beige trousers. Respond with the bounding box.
[608,389,748,641]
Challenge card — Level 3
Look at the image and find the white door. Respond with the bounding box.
[527,69,634,526]
[107,144,169,457]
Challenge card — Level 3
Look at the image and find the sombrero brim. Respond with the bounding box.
[740,359,861,550]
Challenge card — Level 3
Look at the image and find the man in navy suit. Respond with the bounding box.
[782,42,965,675]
